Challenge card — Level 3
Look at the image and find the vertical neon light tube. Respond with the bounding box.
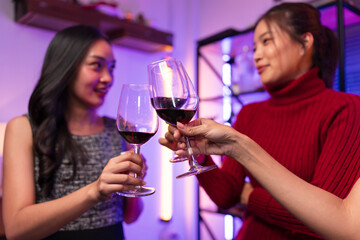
[222,58,234,239]
[160,123,173,221]
[222,62,232,123]
[224,215,234,239]
[158,60,173,221]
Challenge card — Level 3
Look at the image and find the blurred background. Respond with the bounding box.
[1,0,360,239]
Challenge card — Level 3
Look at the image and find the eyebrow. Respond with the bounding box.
[259,31,272,38]
[88,55,116,64]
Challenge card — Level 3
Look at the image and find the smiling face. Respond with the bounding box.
[69,39,115,110]
[253,19,312,89]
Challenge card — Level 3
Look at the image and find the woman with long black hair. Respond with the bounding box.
[3,25,145,240]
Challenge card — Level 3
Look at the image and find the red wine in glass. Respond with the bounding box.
[116,84,158,197]
[156,109,197,125]
[118,131,155,145]
[148,58,217,178]
[151,96,187,110]
[151,97,196,125]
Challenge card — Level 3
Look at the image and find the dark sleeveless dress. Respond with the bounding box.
[31,117,127,240]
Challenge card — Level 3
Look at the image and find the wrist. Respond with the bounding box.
[229,133,251,162]
[87,182,106,204]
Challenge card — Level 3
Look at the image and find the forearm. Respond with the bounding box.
[235,135,359,240]
[4,182,99,240]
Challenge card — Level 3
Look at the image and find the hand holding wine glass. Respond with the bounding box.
[116,84,158,197]
[148,58,217,178]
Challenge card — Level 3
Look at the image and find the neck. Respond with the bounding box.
[66,107,104,135]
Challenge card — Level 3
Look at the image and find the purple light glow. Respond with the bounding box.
[320,4,360,30]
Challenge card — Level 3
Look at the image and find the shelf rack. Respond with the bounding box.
[14,0,173,52]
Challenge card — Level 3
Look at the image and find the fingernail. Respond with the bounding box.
[177,122,185,129]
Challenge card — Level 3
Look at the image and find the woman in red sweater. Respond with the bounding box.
[161,2,360,240]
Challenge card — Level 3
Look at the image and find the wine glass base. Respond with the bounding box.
[116,186,155,197]
[169,156,188,163]
[176,165,217,179]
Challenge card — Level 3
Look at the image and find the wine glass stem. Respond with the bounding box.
[185,137,201,169]
[133,144,141,179]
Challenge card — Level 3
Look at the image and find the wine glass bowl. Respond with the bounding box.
[149,59,193,163]
[148,58,217,178]
[116,83,158,197]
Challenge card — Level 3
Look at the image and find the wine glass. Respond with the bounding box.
[148,58,217,179]
[116,84,158,197]
[148,58,188,163]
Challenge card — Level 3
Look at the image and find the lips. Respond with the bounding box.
[94,88,108,98]
[256,65,268,74]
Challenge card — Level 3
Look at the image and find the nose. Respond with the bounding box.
[253,49,262,64]
[100,68,113,84]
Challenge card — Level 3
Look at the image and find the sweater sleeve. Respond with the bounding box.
[196,108,251,210]
[197,155,246,210]
[247,95,360,236]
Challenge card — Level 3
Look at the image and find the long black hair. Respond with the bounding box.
[28,25,110,197]
[256,2,339,88]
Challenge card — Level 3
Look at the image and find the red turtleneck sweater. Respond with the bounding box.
[197,68,360,240]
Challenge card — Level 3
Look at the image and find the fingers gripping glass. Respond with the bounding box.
[148,58,217,179]
[116,84,158,197]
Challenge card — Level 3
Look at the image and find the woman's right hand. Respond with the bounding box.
[159,118,241,158]
[91,151,145,202]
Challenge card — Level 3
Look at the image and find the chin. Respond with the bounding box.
[89,101,104,109]
[260,74,280,87]
[259,77,273,86]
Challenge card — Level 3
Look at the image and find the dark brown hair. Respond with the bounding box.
[256,2,339,88]
[29,25,110,197]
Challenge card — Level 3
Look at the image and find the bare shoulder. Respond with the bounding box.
[5,115,33,145]
[6,116,31,132]
[3,116,34,185]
